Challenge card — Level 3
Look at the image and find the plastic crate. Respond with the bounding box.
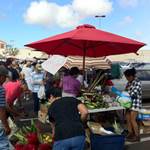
[90,133,125,150]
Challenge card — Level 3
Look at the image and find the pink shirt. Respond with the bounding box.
[3,80,22,104]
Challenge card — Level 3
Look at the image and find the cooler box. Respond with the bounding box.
[138,113,150,121]
[90,133,125,150]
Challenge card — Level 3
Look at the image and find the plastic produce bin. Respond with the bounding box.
[90,133,125,150]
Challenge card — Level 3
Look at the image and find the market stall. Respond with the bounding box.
[88,106,124,114]
[25,24,145,150]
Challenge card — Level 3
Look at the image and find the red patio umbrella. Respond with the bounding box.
[25,24,145,77]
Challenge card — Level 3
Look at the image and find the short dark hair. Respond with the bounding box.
[11,69,19,81]
[51,88,62,97]
[69,67,80,76]
[124,68,136,77]
[0,65,8,76]
[6,58,13,66]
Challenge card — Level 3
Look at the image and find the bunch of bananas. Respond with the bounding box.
[40,134,52,144]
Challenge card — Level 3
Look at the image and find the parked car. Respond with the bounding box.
[111,64,150,99]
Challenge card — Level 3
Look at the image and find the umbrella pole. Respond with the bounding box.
[83,48,86,86]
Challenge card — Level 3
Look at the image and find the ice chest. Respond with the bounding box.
[90,133,125,150]
[137,109,150,121]
[138,113,150,121]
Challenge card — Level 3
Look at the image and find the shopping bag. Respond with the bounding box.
[8,117,18,139]
[38,86,46,99]
[116,92,132,108]
[111,87,132,108]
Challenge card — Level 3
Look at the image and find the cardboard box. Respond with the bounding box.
[142,121,150,126]
[87,122,102,134]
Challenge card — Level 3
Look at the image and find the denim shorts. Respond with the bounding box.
[0,127,9,150]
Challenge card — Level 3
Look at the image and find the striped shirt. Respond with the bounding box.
[0,86,6,107]
[31,71,44,93]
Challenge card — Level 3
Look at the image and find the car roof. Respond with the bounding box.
[121,63,150,71]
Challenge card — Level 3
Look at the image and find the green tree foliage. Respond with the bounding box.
[2,45,19,56]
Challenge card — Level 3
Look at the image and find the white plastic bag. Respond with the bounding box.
[116,91,132,108]
[38,85,46,99]
[111,87,132,108]
[8,117,18,139]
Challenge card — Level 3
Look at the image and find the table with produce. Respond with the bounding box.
[78,92,124,113]
[78,92,126,150]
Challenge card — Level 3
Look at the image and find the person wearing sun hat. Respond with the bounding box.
[31,64,44,115]
[0,65,11,149]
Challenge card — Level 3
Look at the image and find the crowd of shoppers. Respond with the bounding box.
[0,58,88,149]
[0,57,144,149]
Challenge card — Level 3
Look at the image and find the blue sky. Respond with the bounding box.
[0,0,150,50]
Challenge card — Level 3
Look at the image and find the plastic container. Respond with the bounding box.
[138,113,150,121]
[90,133,125,150]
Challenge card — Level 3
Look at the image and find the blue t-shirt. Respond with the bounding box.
[31,72,44,93]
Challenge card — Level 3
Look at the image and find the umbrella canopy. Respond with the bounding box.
[25,24,145,57]
[64,56,111,70]
[25,24,145,81]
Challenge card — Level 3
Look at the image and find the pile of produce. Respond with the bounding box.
[112,120,122,135]
[14,120,53,150]
[79,93,109,109]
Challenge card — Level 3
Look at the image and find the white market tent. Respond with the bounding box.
[108,49,150,63]
[15,48,48,60]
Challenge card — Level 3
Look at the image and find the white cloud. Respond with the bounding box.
[56,5,80,28]
[24,1,59,27]
[72,0,112,17]
[119,0,139,7]
[119,16,133,26]
[24,0,112,28]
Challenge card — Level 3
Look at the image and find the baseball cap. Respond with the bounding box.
[0,65,9,77]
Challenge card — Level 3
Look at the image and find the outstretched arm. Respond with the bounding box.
[78,103,88,122]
